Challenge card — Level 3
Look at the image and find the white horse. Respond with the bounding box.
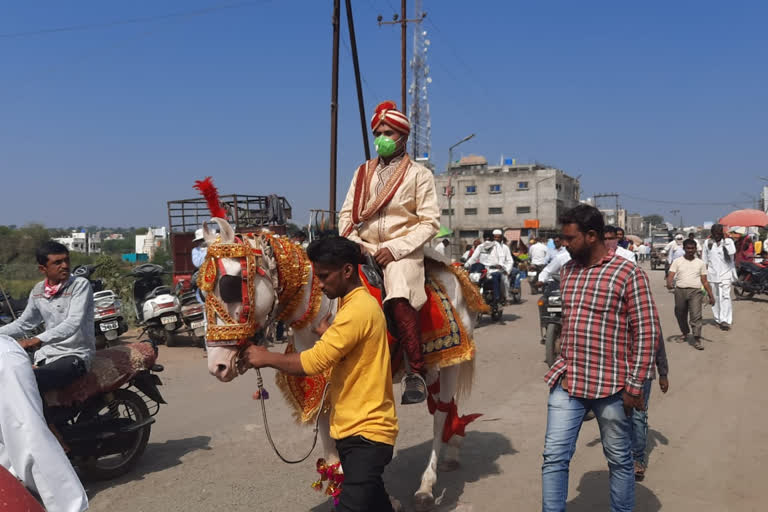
[202,218,480,511]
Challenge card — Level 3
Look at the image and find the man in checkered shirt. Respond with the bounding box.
[541,205,661,512]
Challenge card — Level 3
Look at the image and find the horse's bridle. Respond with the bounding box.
[197,237,270,349]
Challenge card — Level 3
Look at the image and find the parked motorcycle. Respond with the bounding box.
[129,264,182,346]
[0,290,26,327]
[93,290,129,347]
[733,260,768,298]
[538,280,563,366]
[468,264,504,322]
[175,274,206,346]
[42,341,165,481]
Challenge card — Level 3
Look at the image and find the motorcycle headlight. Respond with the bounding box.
[548,295,562,305]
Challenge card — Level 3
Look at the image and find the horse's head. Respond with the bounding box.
[199,219,277,382]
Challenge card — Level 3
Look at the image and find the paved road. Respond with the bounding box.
[87,261,767,511]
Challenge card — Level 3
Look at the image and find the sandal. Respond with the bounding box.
[634,461,646,480]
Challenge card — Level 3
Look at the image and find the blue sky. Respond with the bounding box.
[2,0,766,229]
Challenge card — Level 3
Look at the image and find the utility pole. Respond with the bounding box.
[377,1,426,114]
[329,0,340,227]
[593,193,621,228]
[345,0,370,161]
[670,209,681,228]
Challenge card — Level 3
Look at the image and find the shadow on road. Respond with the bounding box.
[309,431,515,512]
[566,470,661,511]
[586,427,668,465]
[84,435,212,499]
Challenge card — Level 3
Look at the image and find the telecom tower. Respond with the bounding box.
[409,0,432,166]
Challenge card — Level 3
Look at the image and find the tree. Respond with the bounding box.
[643,214,664,227]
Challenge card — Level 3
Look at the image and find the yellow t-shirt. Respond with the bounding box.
[669,256,707,289]
[300,286,398,445]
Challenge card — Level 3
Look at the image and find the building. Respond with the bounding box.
[52,231,101,255]
[626,213,644,235]
[433,156,580,243]
[598,208,627,230]
[135,227,168,259]
[761,185,768,213]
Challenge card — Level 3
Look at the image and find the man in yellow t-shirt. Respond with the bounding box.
[667,238,715,350]
[241,236,398,512]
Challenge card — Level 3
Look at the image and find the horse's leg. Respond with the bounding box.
[317,410,340,466]
[413,365,459,511]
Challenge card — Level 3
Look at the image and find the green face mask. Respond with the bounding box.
[374,135,397,158]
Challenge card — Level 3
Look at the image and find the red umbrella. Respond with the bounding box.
[718,209,768,228]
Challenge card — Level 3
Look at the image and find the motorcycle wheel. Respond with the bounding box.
[510,291,521,304]
[734,274,754,299]
[79,389,151,481]
[165,332,178,347]
[545,323,559,367]
[491,306,503,322]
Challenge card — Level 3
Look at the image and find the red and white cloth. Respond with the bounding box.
[370,101,410,135]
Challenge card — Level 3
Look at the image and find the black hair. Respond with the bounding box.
[711,223,723,235]
[553,234,563,240]
[559,204,605,238]
[36,241,69,266]
[604,225,617,234]
[306,236,364,268]
[683,238,697,248]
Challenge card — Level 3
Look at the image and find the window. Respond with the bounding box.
[459,230,478,239]
[441,208,455,216]
[465,185,477,194]
[516,206,531,214]
[517,181,529,190]
[442,186,454,196]
[489,184,502,194]
[489,207,503,215]
[464,208,478,216]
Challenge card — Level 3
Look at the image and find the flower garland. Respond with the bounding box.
[290,274,322,330]
[312,458,344,505]
[264,235,313,323]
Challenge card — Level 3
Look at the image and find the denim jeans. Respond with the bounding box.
[542,384,635,512]
[630,379,653,466]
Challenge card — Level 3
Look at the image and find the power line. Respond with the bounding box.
[619,192,753,207]
[0,0,263,39]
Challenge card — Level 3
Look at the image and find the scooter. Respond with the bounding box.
[93,290,129,347]
[734,260,768,298]
[175,274,206,346]
[129,264,182,346]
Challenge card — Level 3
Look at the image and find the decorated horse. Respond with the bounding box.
[199,213,487,510]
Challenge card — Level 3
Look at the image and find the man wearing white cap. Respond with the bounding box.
[492,229,516,300]
[702,224,736,330]
[191,228,206,269]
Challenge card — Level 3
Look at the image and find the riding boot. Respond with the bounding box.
[388,298,427,405]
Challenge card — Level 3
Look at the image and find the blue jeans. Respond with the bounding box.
[542,384,635,512]
[630,379,653,466]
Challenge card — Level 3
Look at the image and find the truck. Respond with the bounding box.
[649,226,672,271]
[167,194,292,284]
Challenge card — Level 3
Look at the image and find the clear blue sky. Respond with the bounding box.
[3,0,766,229]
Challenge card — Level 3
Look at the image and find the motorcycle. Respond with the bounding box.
[507,268,522,304]
[72,265,128,347]
[528,264,544,295]
[0,290,26,327]
[175,274,206,347]
[468,264,504,322]
[538,280,563,366]
[733,260,768,298]
[42,341,166,481]
[129,264,182,346]
[93,290,129,347]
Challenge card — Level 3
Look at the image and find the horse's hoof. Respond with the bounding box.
[439,459,460,472]
[413,492,435,512]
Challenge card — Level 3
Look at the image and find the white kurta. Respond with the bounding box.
[0,335,89,512]
[339,156,440,310]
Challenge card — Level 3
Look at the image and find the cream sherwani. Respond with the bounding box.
[339,155,439,310]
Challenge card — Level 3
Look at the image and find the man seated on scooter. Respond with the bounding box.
[0,241,95,395]
[465,233,510,304]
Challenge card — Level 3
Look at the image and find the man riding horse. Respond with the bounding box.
[339,100,440,405]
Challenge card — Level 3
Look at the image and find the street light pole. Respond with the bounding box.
[445,133,476,234]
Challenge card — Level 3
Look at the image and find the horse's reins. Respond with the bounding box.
[201,236,329,464]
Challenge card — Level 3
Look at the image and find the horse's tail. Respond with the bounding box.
[456,357,475,402]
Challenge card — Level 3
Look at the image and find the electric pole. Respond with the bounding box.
[377,1,426,114]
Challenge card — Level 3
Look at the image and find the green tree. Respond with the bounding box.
[643,214,664,226]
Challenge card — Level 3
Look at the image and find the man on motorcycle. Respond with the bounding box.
[538,235,571,285]
[0,241,95,394]
[339,100,439,405]
[0,335,89,512]
[491,229,517,301]
[465,234,512,303]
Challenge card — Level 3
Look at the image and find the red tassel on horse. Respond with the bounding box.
[193,176,228,219]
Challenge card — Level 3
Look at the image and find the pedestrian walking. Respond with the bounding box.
[701,224,736,331]
[666,239,715,350]
[541,205,661,512]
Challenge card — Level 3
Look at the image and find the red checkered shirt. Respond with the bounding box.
[544,253,660,398]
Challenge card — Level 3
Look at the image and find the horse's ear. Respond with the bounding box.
[203,218,235,244]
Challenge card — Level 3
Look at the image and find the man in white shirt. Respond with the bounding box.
[465,235,511,303]
[434,238,449,257]
[604,226,636,263]
[529,236,550,268]
[666,234,686,264]
[701,224,737,330]
[0,335,89,512]
[491,229,516,300]
[538,235,571,284]
[667,239,715,350]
